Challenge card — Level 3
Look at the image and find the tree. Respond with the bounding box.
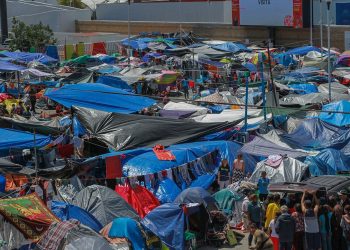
[58,0,86,9]
[9,18,57,51]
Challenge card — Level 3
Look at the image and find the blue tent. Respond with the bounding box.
[0,61,26,71]
[101,140,241,177]
[0,51,57,64]
[51,201,103,232]
[142,203,185,250]
[189,174,216,190]
[96,76,132,92]
[319,100,350,127]
[45,83,155,114]
[274,53,295,67]
[108,218,146,250]
[0,128,50,155]
[174,187,217,208]
[280,118,350,154]
[304,149,350,176]
[212,42,251,53]
[285,46,321,56]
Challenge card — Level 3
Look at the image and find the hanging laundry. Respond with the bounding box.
[76,42,85,57]
[45,45,59,60]
[153,144,176,161]
[105,156,122,179]
[91,42,107,55]
[64,44,75,60]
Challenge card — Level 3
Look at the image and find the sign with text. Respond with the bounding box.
[232,0,303,27]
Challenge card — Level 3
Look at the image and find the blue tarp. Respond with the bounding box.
[189,173,216,189]
[142,203,185,250]
[0,61,26,71]
[45,45,59,60]
[51,201,103,232]
[319,100,350,127]
[285,46,321,56]
[274,53,295,67]
[154,178,181,204]
[98,55,116,64]
[108,218,146,250]
[121,38,151,50]
[0,51,57,64]
[45,83,155,114]
[288,83,319,95]
[96,76,132,92]
[101,140,241,177]
[199,128,238,141]
[142,52,162,63]
[0,128,50,154]
[304,149,350,176]
[280,118,350,154]
[212,42,251,53]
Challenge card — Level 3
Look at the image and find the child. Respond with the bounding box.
[269,211,281,250]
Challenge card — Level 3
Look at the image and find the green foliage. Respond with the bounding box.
[58,0,86,9]
[9,18,57,51]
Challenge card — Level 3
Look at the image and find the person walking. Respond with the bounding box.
[292,203,305,250]
[301,190,321,250]
[319,205,332,250]
[275,205,296,250]
[257,171,269,202]
[331,204,346,250]
[249,223,274,250]
[217,159,230,190]
[242,190,252,232]
[181,78,189,100]
[341,205,350,250]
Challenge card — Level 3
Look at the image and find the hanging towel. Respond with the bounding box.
[91,42,106,55]
[64,44,75,60]
[76,42,85,57]
[46,45,59,60]
[153,145,176,161]
[105,156,122,179]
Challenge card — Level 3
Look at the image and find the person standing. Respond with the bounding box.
[292,203,305,250]
[232,154,245,183]
[181,78,189,100]
[319,205,332,250]
[275,205,296,250]
[331,205,346,250]
[217,159,230,190]
[248,194,262,228]
[338,190,350,208]
[249,223,274,250]
[29,87,36,113]
[242,190,251,232]
[301,190,321,250]
[269,211,281,250]
[341,205,350,250]
[257,171,270,202]
[265,194,281,229]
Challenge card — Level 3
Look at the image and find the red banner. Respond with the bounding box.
[293,0,303,28]
[232,0,240,26]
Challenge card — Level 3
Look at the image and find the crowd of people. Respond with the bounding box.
[216,157,350,250]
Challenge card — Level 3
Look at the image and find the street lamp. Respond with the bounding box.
[310,0,313,46]
[326,0,332,101]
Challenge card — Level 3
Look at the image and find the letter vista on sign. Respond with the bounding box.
[258,0,271,4]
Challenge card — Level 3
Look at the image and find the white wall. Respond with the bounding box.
[6,0,91,32]
[96,1,232,24]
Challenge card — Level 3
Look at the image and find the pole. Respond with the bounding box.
[244,76,249,132]
[127,0,131,66]
[260,60,267,121]
[310,0,313,46]
[320,0,323,50]
[0,0,8,44]
[33,129,38,179]
[179,0,182,46]
[327,1,331,102]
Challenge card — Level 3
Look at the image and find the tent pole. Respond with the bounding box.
[34,129,38,180]
[244,76,249,132]
[260,61,266,121]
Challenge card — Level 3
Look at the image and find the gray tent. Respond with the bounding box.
[249,156,309,184]
[72,185,139,226]
[65,236,114,250]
